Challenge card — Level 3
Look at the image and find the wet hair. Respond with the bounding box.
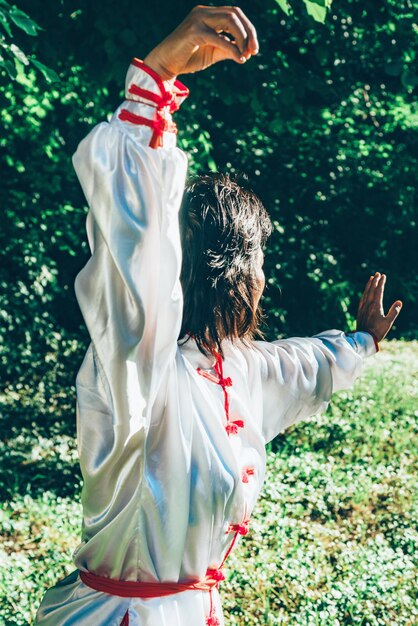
[178,173,272,357]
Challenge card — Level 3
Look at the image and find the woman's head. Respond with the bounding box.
[179,173,272,356]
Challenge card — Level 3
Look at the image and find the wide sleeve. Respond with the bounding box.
[73,59,189,426]
[253,329,377,443]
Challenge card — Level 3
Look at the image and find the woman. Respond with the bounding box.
[35,6,402,626]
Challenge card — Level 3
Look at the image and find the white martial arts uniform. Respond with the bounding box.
[35,59,377,626]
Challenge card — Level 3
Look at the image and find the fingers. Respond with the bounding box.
[148,6,259,78]
[202,13,247,57]
[230,6,259,55]
[214,12,248,54]
[375,272,386,311]
[198,26,245,63]
[361,274,374,305]
[363,272,383,309]
[377,299,403,341]
[386,299,403,324]
[193,5,258,58]
[357,274,373,321]
[357,271,403,341]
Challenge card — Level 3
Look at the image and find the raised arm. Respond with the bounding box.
[255,273,402,443]
[73,63,189,411]
[73,6,259,417]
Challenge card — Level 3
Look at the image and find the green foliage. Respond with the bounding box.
[0,4,417,625]
[0,0,417,504]
[0,1,58,82]
[275,0,334,24]
[1,341,416,624]
[0,493,81,625]
[275,0,292,17]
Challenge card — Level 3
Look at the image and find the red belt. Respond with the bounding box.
[79,567,225,599]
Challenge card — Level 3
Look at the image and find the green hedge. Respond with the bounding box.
[1,0,417,418]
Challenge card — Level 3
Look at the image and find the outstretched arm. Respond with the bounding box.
[73,66,188,418]
[255,274,402,443]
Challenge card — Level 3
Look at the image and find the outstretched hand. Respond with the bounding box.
[143,5,259,81]
[356,272,402,343]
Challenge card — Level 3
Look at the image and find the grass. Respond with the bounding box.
[0,340,417,626]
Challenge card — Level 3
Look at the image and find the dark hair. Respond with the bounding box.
[178,173,272,357]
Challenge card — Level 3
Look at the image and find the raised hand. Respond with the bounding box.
[356,272,403,343]
[143,5,259,81]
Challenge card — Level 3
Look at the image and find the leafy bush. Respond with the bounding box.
[1,0,416,411]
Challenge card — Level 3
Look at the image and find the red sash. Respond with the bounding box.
[79,567,225,599]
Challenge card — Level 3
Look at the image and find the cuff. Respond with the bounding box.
[345,331,379,358]
[115,58,189,149]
